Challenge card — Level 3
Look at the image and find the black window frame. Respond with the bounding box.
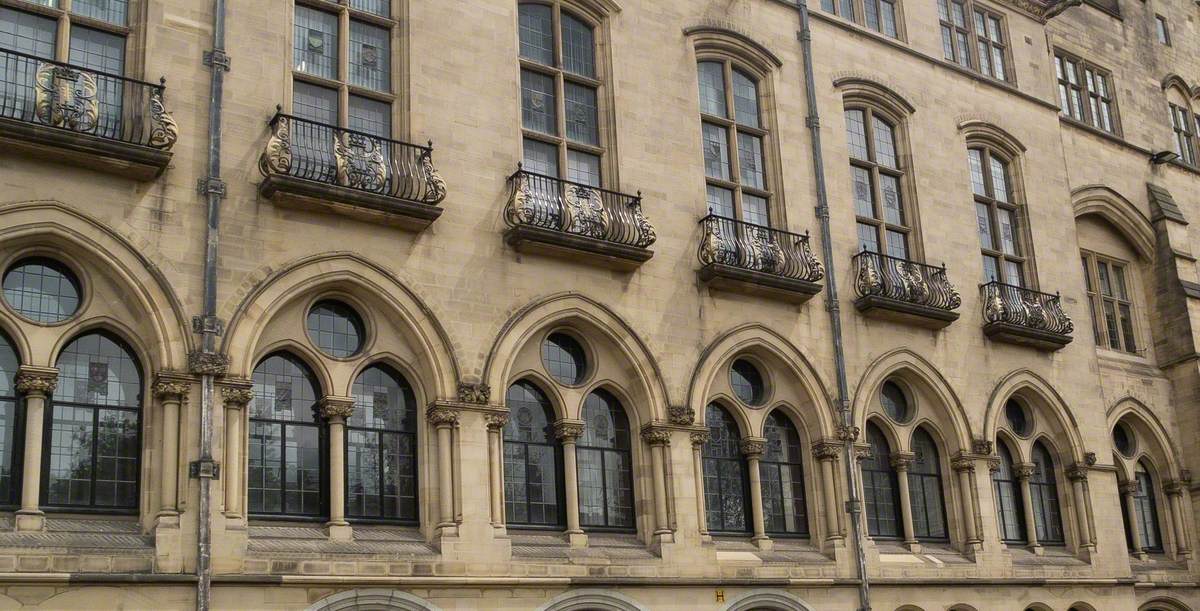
[0,330,18,509]
[862,422,902,539]
[344,362,418,524]
[992,441,1027,543]
[908,427,949,541]
[575,388,635,532]
[760,410,809,537]
[503,380,566,530]
[1029,442,1065,545]
[701,402,752,535]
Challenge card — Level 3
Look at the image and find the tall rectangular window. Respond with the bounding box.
[1155,15,1170,45]
[1055,51,1118,134]
[969,146,1026,286]
[1169,103,1195,166]
[822,0,900,38]
[698,59,773,225]
[1081,252,1138,353]
[939,0,1011,82]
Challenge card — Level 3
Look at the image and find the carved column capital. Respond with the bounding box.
[320,396,356,421]
[667,406,695,425]
[854,444,873,462]
[484,412,510,431]
[153,374,192,401]
[740,437,767,458]
[951,455,976,473]
[1164,480,1186,496]
[890,451,915,471]
[1119,480,1140,496]
[457,382,491,405]
[642,428,672,447]
[219,382,254,409]
[554,419,585,441]
[688,430,710,447]
[987,456,1001,473]
[971,438,994,455]
[15,367,57,397]
[811,440,842,461]
[1066,464,1089,482]
[1014,463,1036,481]
[837,425,861,443]
[426,406,460,427]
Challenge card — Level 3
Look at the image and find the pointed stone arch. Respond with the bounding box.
[984,369,1086,464]
[221,252,459,401]
[851,348,971,453]
[537,589,647,611]
[834,74,917,119]
[1107,396,1182,481]
[1071,185,1155,262]
[306,589,440,611]
[723,589,817,611]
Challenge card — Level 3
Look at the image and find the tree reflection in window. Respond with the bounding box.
[1029,442,1064,543]
[862,422,900,537]
[992,441,1026,542]
[347,364,417,522]
[576,389,634,529]
[504,381,563,527]
[761,411,807,535]
[908,428,947,540]
[0,331,16,505]
[702,403,750,533]
[249,353,324,517]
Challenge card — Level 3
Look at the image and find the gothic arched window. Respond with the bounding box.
[0,331,17,504]
[862,422,900,538]
[249,353,324,517]
[46,332,142,510]
[347,364,417,523]
[761,411,807,535]
[504,380,563,527]
[1130,461,1163,552]
[702,403,750,533]
[908,428,947,540]
[576,389,634,530]
[1029,442,1064,544]
[992,441,1026,543]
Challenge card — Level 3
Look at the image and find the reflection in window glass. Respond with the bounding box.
[702,403,749,533]
[504,381,562,527]
[577,390,634,529]
[347,365,417,521]
[249,353,323,517]
[3,258,81,324]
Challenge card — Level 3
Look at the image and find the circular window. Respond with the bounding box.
[1005,399,1033,436]
[730,359,765,405]
[2,257,81,324]
[1113,421,1136,458]
[542,332,587,385]
[306,300,365,358]
[880,380,912,423]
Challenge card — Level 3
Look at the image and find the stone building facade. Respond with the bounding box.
[0,0,1197,609]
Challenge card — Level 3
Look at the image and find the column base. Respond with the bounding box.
[156,508,179,519]
[904,540,922,553]
[14,510,44,532]
[326,521,353,541]
[436,523,459,538]
[752,536,773,551]
[1028,543,1044,556]
[651,530,674,546]
[567,530,588,548]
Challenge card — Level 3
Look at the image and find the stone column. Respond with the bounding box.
[1016,463,1042,554]
[951,454,980,549]
[741,437,770,550]
[321,396,355,541]
[642,428,674,542]
[554,419,586,546]
[1066,464,1094,553]
[153,375,191,517]
[1165,480,1192,558]
[15,367,56,532]
[485,412,509,532]
[891,452,918,551]
[427,406,460,537]
[1119,480,1147,559]
[813,441,844,544]
[220,383,253,518]
[689,430,710,541]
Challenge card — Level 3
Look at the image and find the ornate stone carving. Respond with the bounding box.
[419,147,447,203]
[457,382,490,405]
[484,412,510,431]
[987,456,1001,473]
[320,397,355,421]
[642,428,672,446]
[951,455,975,473]
[15,370,57,396]
[1083,451,1097,466]
[668,405,695,425]
[220,386,254,409]
[334,131,387,192]
[688,430,710,447]
[153,376,191,400]
[1065,464,1088,482]
[1164,480,1185,496]
[854,444,873,462]
[740,438,766,458]
[147,85,179,150]
[889,452,915,471]
[971,438,994,456]
[1182,469,1192,484]
[259,114,293,175]
[34,62,98,132]
[553,420,585,441]
[837,425,860,443]
[1119,480,1140,496]
[426,407,460,427]
[1014,463,1036,480]
[812,441,842,461]
[188,351,230,376]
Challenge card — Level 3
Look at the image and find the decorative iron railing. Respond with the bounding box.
[981,281,1073,336]
[853,251,961,312]
[259,111,447,205]
[0,47,177,149]
[697,214,824,283]
[504,168,656,248]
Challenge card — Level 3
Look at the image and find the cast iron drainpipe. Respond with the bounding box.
[791,1,872,609]
[195,0,230,608]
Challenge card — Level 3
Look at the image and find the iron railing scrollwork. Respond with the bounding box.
[697,214,824,283]
[981,281,1073,336]
[853,251,961,312]
[259,111,447,205]
[0,47,177,150]
[505,168,656,248]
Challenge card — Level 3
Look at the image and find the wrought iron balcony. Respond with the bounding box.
[853,251,961,328]
[0,47,177,179]
[697,214,824,303]
[981,281,1074,350]
[504,168,656,270]
[258,111,446,231]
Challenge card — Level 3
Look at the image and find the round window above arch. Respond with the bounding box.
[2,257,81,324]
[306,299,365,358]
[879,380,912,423]
[1005,398,1033,437]
[542,332,588,385]
[1113,420,1137,458]
[730,358,765,406]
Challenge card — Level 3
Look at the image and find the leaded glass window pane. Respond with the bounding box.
[504,381,562,527]
[560,13,595,78]
[350,0,390,18]
[762,412,807,535]
[992,444,1025,542]
[349,20,390,92]
[564,83,598,145]
[72,0,127,26]
[577,390,634,529]
[348,365,417,521]
[294,6,338,80]
[702,403,749,533]
[1133,463,1162,551]
[732,70,759,128]
[523,138,558,177]
[845,110,869,160]
[567,150,600,187]
[702,123,730,180]
[0,7,56,58]
[2,258,81,324]
[521,70,557,135]
[0,334,17,504]
[698,61,727,118]
[706,186,734,218]
[863,423,899,538]
[738,133,765,189]
[909,429,947,540]
[249,353,323,517]
[518,3,554,65]
[1030,443,1064,544]
[348,95,392,138]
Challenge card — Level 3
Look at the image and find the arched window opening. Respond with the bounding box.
[347,364,417,523]
[968,145,1026,286]
[504,381,563,528]
[576,389,634,530]
[46,332,142,510]
[761,411,808,535]
[1131,461,1163,552]
[701,403,750,533]
[1029,442,1064,544]
[992,441,1026,543]
[862,422,901,538]
[249,352,324,518]
[908,428,947,540]
[0,331,17,505]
